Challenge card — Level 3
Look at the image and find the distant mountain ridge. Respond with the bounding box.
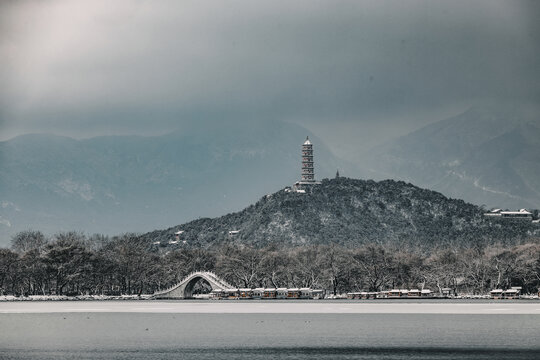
[361,104,540,210]
[0,120,346,246]
[141,177,538,249]
[2,104,539,247]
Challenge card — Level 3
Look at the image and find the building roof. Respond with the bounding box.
[501,210,532,215]
[303,136,312,145]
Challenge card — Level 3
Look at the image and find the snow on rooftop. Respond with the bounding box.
[501,210,532,215]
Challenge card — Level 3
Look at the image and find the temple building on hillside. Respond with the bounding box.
[483,208,534,221]
[293,136,321,192]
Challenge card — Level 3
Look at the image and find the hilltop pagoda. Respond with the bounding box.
[293,136,321,191]
[301,136,315,182]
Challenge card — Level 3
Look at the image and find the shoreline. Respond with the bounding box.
[1,294,539,302]
[2,300,540,314]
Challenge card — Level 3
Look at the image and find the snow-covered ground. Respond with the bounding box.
[0,294,152,302]
[1,300,540,314]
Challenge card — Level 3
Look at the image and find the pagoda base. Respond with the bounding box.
[292,180,321,192]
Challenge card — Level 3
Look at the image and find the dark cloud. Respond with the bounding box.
[1,0,539,153]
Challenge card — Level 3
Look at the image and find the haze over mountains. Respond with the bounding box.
[0,120,343,245]
[361,104,540,210]
[1,104,539,246]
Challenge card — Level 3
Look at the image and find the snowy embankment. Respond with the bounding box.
[2,300,540,314]
[0,294,153,301]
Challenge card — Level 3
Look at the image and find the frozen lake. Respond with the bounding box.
[1,300,539,359]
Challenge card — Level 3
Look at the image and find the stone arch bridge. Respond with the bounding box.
[152,271,233,299]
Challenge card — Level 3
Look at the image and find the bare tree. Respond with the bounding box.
[42,232,93,295]
[11,230,48,254]
[0,248,19,295]
[216,245,264,288]
[424,249,462,295]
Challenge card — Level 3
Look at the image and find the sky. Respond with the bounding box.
[1,0,539,158]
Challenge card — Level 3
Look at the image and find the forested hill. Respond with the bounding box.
[141,177,538,248]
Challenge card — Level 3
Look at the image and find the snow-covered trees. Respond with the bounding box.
[2,229,540,296]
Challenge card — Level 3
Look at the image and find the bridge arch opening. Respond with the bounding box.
[183,276,213,298]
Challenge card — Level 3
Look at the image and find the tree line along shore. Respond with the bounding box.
[1,230,540,298]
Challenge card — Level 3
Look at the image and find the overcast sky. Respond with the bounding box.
[1,0,538,156]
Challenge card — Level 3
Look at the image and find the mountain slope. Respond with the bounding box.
[142,177,538,248]
[0,120,346,245]
[362,104,540,209]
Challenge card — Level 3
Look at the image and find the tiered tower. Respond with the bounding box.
[292,136,320,192]
[301,136,315,182]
